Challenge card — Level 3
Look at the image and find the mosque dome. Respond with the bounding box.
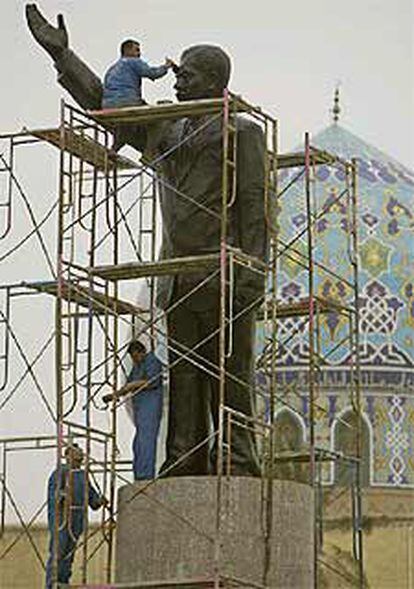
[256,114,414,488]
[270,121,414,388]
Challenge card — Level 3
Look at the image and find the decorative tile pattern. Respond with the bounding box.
[255,124,414,487]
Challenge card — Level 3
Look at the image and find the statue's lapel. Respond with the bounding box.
[174,116,222,187]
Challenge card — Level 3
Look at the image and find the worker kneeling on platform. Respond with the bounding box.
[45,444,107,589]
[102,38,176,150]
[103,340,164,480]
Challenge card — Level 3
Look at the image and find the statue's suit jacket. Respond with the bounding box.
[148,115,267,311]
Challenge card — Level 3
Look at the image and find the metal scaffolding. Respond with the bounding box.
[0,92,365,588]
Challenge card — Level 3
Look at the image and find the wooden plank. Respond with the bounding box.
[90,254,220,281]
[88,97,252,126]
[26,280,145,316]
[273,448,359,464]
[71,576,265,588]
[30,128,137,171]
[275,148,350,169]
[258,296,353,320]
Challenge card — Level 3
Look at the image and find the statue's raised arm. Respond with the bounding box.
[26,3,103,109]
[26,3,68,60]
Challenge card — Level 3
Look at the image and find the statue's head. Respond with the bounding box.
[174,44,231,101]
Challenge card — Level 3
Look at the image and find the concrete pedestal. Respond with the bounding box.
[116,477,314,588]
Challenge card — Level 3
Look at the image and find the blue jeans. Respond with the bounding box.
[45,527,78,588]
[132,388,163,479]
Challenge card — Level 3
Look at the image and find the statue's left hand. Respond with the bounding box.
[26,3,69,61]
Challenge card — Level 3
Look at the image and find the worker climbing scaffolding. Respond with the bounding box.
[45,444,107,589]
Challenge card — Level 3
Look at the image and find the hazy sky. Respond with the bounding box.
[0,0,412,526]
[1,0,413,166]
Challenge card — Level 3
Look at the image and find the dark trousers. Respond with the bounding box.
[45,527,78,588]
[162,288,260,476]
[108,99,146,152]
[132,388,163,479]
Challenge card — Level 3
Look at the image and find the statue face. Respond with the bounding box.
[174,55,212,102]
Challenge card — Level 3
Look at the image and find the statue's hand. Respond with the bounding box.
[26,3,68,61]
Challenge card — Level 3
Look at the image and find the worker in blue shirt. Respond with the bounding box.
[45,444,107,589]
[103,340,164,480]
[103,38,175,108]
[102,39,176,151]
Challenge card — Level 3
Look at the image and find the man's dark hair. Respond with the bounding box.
[181,45,231,89]
[64,442,83,458]
[127,340,146,355]
[120,39,140,56]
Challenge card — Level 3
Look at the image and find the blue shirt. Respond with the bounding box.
[102,57,169,108]
[127,352,163,409]
[47,466,102,537]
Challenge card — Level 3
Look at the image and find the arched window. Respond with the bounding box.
[333,410,371,487]
[272,409,307,482]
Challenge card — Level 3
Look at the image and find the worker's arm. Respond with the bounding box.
[102,379,147,404]
[87,478,108,510]
[46,470,57,526]
[130,57,173,81]
[46,468,67,527]
[120,355,163,395]
[102,354,162,405]
[142,353,163,390]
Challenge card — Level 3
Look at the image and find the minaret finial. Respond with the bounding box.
[332,84,341,124]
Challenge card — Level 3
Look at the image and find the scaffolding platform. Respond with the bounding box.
[90,254,221,281]
[258,295,354,320]
[90,248,267,282]
[32,126,342,173]
[277,147,350,169]
[88,96,255,126]
[89,100,346,171]
[35,127,138,171]
[25,280,146,316]
[70,576,265,588]
[274,447,360,464]
[0,127,138,172]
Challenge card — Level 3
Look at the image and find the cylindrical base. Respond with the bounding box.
[116,477,314,588]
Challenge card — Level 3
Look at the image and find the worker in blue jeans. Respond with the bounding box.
[45,444,107,589]
[103,340,163,479]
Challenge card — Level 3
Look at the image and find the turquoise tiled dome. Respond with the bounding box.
[266,124,414,386]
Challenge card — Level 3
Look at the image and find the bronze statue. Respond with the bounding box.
[26,4,266,476]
